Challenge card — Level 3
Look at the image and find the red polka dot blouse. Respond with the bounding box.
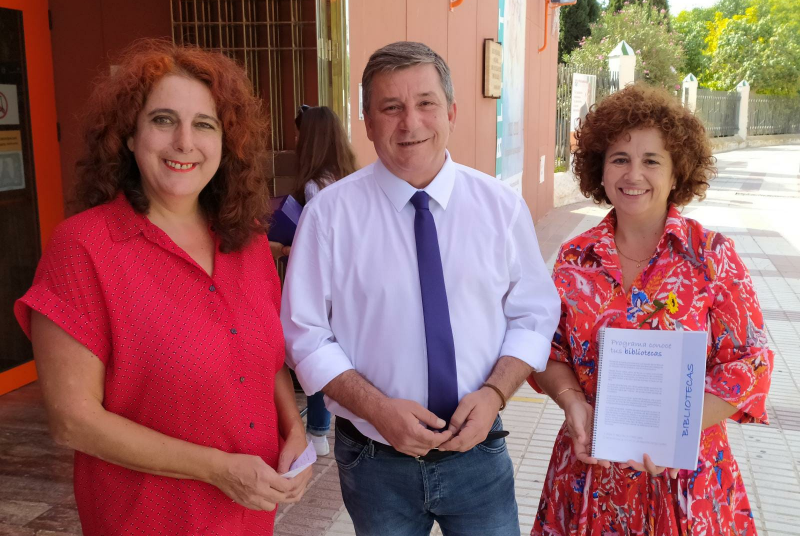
[15,194,285,535]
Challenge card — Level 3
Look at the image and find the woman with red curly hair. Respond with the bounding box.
[529,84,772,535]
[14,39,311,535]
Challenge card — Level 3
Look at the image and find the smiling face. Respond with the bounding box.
[602,127,676,222]
[126,74,223,206]
[364,64,456,188]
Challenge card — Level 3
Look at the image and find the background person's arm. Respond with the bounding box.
[32,312,306,511]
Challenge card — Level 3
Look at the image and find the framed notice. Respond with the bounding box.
[483,39,502,99]
[0,83,20,125]
[0,130,25,191]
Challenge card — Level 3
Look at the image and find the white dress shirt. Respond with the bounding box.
[281,152,560,443]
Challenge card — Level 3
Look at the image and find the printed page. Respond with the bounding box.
[592,328,706,470]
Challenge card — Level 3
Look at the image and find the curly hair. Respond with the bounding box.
[74,38,270,253]
[573,83,715,207]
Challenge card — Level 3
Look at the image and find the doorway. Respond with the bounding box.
[170,0,350,195]
[0,0,62,396]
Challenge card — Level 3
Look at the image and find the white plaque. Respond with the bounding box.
[0,84,20,126]
[539,155,546,184]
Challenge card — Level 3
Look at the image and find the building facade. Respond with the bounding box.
[0,0,560,393]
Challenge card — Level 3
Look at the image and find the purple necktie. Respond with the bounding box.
[410,191,458,426]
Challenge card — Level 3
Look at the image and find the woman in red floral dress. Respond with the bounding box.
[530,84,773,536]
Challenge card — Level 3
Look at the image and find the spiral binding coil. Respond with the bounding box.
[592,328,607,458]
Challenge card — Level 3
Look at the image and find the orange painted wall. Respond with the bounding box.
[523,1,559,221]
[347,0,558,221]
[0,0,62,395]
[48,0,172,214]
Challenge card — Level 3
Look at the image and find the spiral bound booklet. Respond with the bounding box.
[591,328,707,470]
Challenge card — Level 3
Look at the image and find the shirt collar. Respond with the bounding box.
[106,193,147,242]
[661,204,690,253]
[375,150,456,212]
[588,203,690,260]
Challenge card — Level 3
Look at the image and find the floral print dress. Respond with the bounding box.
[531,205,773,536]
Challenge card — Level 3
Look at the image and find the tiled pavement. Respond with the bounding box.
[1,145,799,535]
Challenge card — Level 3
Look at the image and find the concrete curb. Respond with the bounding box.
[553,136,800,209]
[709,133,800,153]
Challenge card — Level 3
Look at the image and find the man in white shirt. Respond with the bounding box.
[281,41,560,536]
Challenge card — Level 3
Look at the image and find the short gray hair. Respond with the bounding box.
[362,41,455,115]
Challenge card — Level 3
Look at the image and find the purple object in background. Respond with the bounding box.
[268,195,303,245]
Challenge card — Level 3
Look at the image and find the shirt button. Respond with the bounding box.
[249,422,255,429]
[209,285,216,292]
[239,376,245,383]
[230,328,237,335]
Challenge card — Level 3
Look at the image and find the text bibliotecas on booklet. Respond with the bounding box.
[592,328,707,470]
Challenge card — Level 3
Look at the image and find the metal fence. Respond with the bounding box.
[748,93,800,136]
[555,64,619,169]
[170,0,317,153]
[695,88,740,138]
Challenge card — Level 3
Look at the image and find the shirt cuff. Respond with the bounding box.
[294,342,355,396]
[500,329,552,372]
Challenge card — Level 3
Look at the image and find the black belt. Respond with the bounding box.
[335,417,504,463]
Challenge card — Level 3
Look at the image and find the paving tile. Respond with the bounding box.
[22,507,82,534]
[0,501,51,527]
[0,524,36,536]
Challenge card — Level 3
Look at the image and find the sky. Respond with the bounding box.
[667,0,719,15]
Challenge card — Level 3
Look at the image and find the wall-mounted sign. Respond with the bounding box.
[483,39,502,99]
[0,130,25,191]
[569,73,596,166]
[0,84,20,125]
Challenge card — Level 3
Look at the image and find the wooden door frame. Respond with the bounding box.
[0,0,62,396]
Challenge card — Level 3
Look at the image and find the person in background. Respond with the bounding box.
[293,105,358,205]
[291,104,358,455]
[15,39,311,536]
[530,84,773,536]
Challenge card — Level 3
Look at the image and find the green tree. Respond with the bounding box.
[558,0,601,62]
[714,0,750,17]
[565,2,684,90]
[607,0,669,16]
[672,7,715,81]
[751,0,800,32]
[704,6,800,95]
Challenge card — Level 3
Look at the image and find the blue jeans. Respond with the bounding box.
[334,416,519,536]
[305,391,331,436]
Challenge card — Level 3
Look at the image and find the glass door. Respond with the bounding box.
[0,6,40,375]
[0,0,62,396]
[316,0,350,135]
